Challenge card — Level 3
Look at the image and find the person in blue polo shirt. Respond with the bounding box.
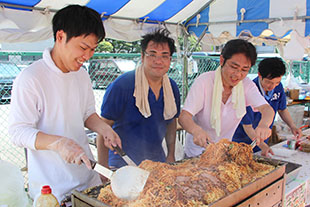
[96,29,181,175]
[233,57,301,156]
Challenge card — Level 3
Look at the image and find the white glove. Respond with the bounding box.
[47,137,91,169]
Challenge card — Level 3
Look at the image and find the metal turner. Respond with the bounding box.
[250,139,257,149]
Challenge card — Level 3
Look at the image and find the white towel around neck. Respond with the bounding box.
[133,64,177,120]
[210,66,246,136]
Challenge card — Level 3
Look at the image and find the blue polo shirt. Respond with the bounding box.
[100,70,181,168]
[232,76,287,152]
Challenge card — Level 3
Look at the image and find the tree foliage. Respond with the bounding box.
[95,35,201,53]
[95,38,141,53]
[177,35,202,53]
[95,41,113,53]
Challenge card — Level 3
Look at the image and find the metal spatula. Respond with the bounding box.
[86,160,150,200]
[250,139,257,149]
[113,145,137,166]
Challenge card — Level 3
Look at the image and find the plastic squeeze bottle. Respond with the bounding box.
[34,185,60,207]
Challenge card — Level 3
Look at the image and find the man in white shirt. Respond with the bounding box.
[8,5,121,202]
[179,39,274,157]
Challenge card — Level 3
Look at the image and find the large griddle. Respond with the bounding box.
[71,155,287,207]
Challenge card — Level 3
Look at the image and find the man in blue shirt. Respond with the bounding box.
[233,57,301,156]
[96,29,181,175]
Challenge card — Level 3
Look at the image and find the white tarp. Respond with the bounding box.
[1,0,310,59]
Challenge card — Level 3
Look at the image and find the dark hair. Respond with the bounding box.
[258,57,286,79]
[141,28,176,56]
[221,39,257,67]
[52,5,105,43]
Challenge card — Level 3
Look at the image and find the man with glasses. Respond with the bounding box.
[97,29,180,175]
[233,57,301,156]
[179,39,274,158]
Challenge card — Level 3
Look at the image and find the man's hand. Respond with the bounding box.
[99,124,122,151]
[278,108,302,140]
[192,128,212,148]
[254,125,271,146]
[84,113,122,150]
[259,142,274,157]
[290,126,302,139]
[166,154,175,163]
[179,110,212,148]
[254,104,274,145]
[47,137,92,169]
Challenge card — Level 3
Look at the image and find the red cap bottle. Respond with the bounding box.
[35,185,59,207]
[41,185,52,194]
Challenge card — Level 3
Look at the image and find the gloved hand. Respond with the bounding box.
[47,137,92,169]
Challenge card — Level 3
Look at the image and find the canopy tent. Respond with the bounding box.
[187,0,310,60]
[1,0,310,60]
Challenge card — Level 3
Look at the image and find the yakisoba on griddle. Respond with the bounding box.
[98,139,275,207]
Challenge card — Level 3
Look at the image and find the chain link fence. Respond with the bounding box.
[1,51,309,189]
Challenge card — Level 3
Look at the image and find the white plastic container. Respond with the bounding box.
[0,160,29,207]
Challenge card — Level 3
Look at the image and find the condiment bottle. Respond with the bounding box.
[34,185,59,207]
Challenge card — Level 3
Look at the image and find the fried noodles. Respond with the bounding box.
[97,139,275,206]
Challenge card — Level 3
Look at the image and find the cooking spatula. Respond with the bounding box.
[113,145,137,166]
[250,139,257,149]
[87,159,149,200]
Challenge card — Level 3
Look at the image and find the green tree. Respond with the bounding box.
[178,35,202,53]
[95,40,113,53]
[105,39,141,53]
[95,36,201,54]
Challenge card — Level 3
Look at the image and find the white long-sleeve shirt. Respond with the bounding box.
[8,48,101,202]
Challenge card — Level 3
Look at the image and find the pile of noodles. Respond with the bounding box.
[97,139,275,207]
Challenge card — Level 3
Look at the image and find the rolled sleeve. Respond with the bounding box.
[101,81,127,120]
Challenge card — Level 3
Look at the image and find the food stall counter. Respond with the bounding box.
[268,140,310,207]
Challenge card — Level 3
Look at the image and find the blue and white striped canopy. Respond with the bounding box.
[0,0,310,52]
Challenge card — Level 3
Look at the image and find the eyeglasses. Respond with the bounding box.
[226,61,250,76]
[144,51,171,61]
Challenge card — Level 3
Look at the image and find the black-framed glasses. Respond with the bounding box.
[226,61,250,76]
[144,51,171,61]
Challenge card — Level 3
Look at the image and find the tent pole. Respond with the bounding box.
[182,34,190,104]
[186,15,310,28]
[187,25,208,57]
[182,26,207,103]
[0,3,58,13]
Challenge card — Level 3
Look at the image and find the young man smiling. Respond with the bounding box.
[179,39,274,158]
[9,5,121,202]
[97,29,180,173]
[233,57,301,156]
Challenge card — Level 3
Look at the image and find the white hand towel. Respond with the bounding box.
[134,64,177,120]
[211,67,246,136]
[232,79,246,119]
